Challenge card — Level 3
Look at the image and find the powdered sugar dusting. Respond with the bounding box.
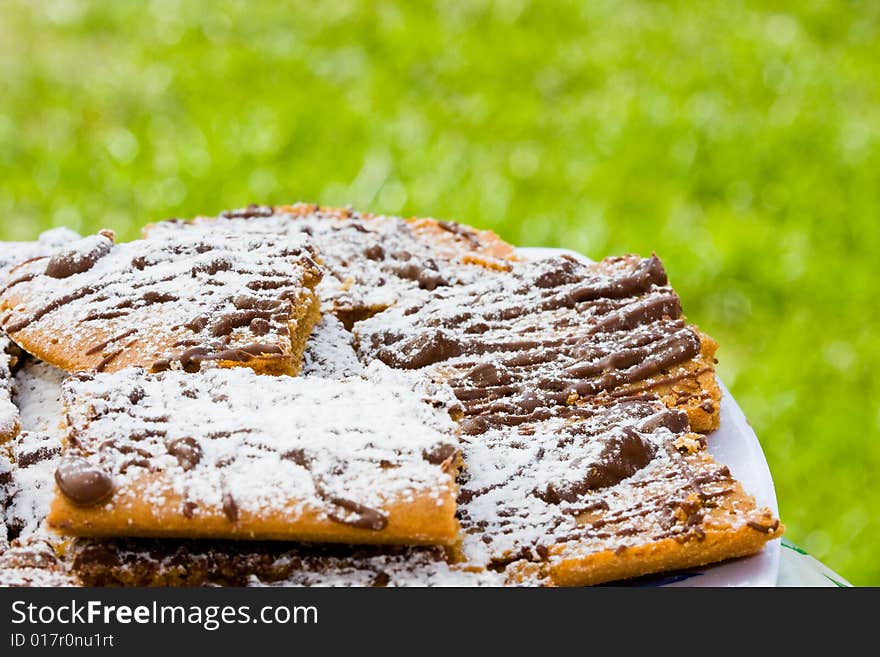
[353,253,704,430]
[302,315,364,379]
[146,206,490,326]
[0,228,321,374]
[0,334,18,440]
[0,228,81,275]
[60,367,460,536]
[3,360,67,544]
[14,360,67,437]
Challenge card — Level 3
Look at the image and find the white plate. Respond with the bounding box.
[517,247,781,587]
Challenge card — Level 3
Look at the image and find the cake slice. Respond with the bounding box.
[0,228,322,376]
[355,252,721,433]
[144,203,517,328]
[48,366,461,545]
[454,397,781,585]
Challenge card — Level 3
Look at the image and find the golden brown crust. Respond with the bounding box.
[406,217,519,270]
[48,474,460,546]
[547,507,781,587]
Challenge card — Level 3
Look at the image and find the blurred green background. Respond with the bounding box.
[1,1,878,584]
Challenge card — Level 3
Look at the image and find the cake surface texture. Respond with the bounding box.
[0,204,782,587]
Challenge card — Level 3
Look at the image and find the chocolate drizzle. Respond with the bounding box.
[85,329,139,356]
[324,495,389,532]
[0,229,322,375]
[55,456,114,507]
[222,491,239,523]
[44,233,114,279]
[145,204,500,330]
[357,253,709,432]
[151,343,286,373]
[534,426,657,504]
[747,519,781,534]
[422,443,459,465]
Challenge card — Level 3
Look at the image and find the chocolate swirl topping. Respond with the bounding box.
[144,204,509,329]
[356,253,705,433]
[0,228,322,376]
[57,365,460,539]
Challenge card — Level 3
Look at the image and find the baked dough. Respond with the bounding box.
[355,252,722,432]
[144,204,517,328]
[48,366,461,545]
[0,229,322,376]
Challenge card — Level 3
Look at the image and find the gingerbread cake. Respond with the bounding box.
[0,228,322,376]
[144,204,517,328]
[355,252,721,433]
[48,365,461,544]
[0,204,782,587]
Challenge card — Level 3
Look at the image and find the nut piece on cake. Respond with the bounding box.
[48,367,462,545]
[0,229,322,376]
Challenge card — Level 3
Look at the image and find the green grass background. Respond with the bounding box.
[1,1,878,584]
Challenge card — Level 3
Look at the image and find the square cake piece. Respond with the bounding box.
[454,398,780,585]
[355,252,721,433]
[0,228,322,376]
[144,204,518,328]
[48,366,461,545]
